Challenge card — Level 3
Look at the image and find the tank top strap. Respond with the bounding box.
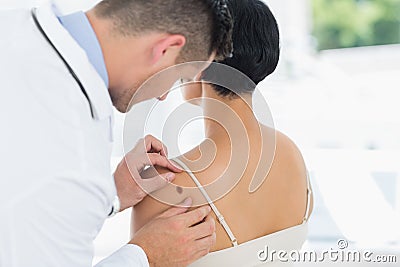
[172,158,238,247]
[303,171,312,223]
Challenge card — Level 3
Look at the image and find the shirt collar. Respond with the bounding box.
[58,11,109,87]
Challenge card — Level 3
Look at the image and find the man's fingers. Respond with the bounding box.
[157,198,193,219]
[146,153,182,173]
[191,249,211,263]
[143,135,168,156]
[189,214,216,240]
[139,172,175,194]
[193,232,216,257]
[180,206,212,227]
[134,135,167,156]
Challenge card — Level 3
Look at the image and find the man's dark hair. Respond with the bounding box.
[202,0,280,97]
[94,0,233,61]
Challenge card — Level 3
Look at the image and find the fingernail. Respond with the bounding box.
[166,173,175,182]
[182,197,192,207]
[205,206,211,213]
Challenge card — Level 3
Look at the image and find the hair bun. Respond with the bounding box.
[206,0,234,60]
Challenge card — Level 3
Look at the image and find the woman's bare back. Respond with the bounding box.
[132,126,313,252]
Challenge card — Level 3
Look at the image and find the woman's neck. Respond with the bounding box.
[201,86,261,142]
[187,86,265,187]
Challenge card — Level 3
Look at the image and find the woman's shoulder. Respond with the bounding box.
[260,126,307,178]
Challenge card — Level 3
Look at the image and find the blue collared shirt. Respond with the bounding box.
[58,12,109,87]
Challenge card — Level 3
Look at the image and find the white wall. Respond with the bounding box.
[265,0,313,52]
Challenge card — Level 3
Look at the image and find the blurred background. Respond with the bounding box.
[2,0,399,265]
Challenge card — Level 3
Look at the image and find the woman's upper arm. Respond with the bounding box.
[131,189,171,236]
[131,165,197,236]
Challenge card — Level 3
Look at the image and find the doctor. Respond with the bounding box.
[0,0,233,266]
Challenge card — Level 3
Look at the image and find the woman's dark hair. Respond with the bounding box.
[202,0,280,97]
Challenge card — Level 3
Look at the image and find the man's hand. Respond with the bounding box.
[130,198,217,267]
[114,135,182,211]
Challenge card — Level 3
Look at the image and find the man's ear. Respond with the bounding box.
[151,34,186,65]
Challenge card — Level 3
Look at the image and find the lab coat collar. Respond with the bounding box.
[33,4,113,121]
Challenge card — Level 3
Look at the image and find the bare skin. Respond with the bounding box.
[132,84,314,252]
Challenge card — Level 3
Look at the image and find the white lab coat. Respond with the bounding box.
[0,4,148,267]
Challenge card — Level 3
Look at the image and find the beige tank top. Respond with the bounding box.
[172,158,312,267]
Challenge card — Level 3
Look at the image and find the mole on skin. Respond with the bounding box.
[176,186,183,194]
